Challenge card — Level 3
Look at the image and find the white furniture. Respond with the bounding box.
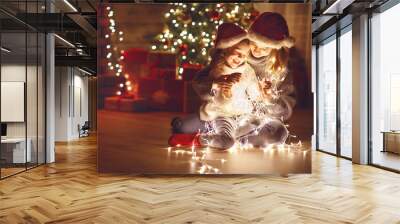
[1,138,31,163]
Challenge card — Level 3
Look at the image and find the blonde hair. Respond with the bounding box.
[265,47,289,81]
[210,39,250,70]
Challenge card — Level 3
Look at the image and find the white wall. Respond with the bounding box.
[72,73,89,138]
[55,66,69,141]
[1,65,38,137]
[1,65,27,141]
[55,67,89,141]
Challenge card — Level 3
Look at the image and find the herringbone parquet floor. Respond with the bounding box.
[1,135,400,223]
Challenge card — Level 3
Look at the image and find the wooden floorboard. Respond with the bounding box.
[97,109,313,174]
[0,135,400,223]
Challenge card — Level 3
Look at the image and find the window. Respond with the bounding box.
[317,36,337,154]
[339,28,352,158]
[370,3,400,171]
[316,25,353,159]
[0,1,47,179]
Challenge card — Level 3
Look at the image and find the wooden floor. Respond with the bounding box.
[1,135,400,223]
[372,151,400,171]
[98,109,313,174]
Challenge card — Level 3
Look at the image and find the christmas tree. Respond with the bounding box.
[151,3,259,79]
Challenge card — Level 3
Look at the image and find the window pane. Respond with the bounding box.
[38,32,46,165]
[27,31,38,169]
[1,30,28,177]
[317,37,337,154]
[340,29,352,158]
[371,3,400,171]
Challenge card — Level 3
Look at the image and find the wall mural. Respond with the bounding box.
[97,3,313,174]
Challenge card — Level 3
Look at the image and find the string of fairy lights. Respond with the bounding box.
[166,139,307,174]
[169,89,306,174]
[106,3,257,94]
[150,3,257,80]
[104,6,134,97]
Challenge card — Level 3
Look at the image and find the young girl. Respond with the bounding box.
[170,23,263,149]
[200,38,261,122]
[197,24,264,149]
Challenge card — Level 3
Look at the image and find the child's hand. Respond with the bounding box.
[215,73,241,87]
[215,73,241,99]
[221,86,232,99]
[261,79,272,94]
[259,79,274,104]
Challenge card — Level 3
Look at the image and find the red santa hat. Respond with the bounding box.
[215,23,247,49]
[248,12,295,49]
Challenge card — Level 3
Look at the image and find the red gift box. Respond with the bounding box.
[148,51,177,69]
[138,78,163,100]
[122,48,150,78]
[104,96,120,111]
[123,48,149,64]
[137,78,185,112]
[99,75,125,108]
[181,63,203,81]
[149,68,176,80]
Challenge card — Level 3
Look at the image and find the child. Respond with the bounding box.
[170,23,262,149]
[200,33,262,121]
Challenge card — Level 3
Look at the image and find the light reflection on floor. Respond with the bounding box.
[165,142,311,174]
[98,110,312,174]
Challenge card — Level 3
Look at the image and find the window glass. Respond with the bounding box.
[317,36,337,154]
[371,3,400,171]
[339,29,352,158]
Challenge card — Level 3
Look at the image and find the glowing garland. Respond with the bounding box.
[166,141,307,174]
[167,97,307,174]
[165,68,308,174]
[151,3,257,80]
[105,6,135,97]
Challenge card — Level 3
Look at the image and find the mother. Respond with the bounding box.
[170,12,296,149]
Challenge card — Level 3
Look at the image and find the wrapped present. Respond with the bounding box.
[122,48,150,78]
[119,98,148,112]
[148,51,177,69]
[149,68,176,80]
[99,76,125,108]
[137,79,184,112]
[131,98,149,112]
[137,78,163,99]
[181,63,203,81]
[99,75,125,88]
[125,64,150,78]
[148,80,184,111]
[123,48,149,64]
[104,96,120,111]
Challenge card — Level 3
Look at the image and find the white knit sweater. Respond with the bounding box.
[199,63,261,121]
